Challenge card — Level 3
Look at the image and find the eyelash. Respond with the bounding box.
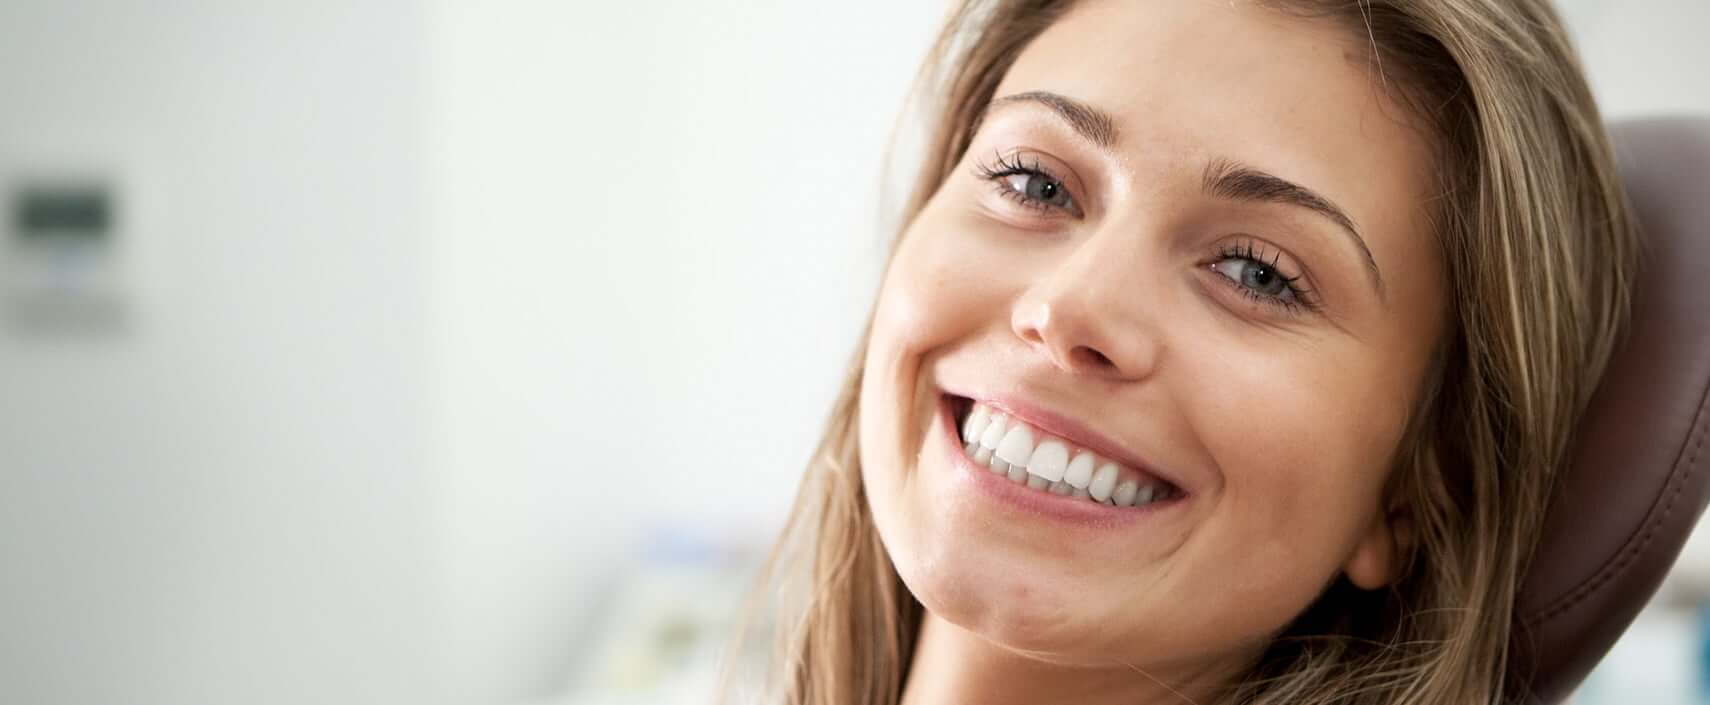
[973,151,1076,214]
[1211,239,1321,316]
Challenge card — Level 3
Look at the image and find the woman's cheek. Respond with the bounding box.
[876,226,1004,354]
[1181,343,1357,510]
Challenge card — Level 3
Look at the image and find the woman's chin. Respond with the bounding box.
[895,535,1131,657]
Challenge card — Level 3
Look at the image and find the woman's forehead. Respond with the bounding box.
[988,0,1443,310]
[1000,3,1429,186]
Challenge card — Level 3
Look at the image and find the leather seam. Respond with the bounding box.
[1522,371,1710,626]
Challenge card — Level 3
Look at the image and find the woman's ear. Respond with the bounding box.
[1343,506,1414,590]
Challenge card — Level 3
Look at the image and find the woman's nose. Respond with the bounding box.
[1009,243,1162,381]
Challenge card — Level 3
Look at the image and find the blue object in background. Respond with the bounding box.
[1698,601,1710,703]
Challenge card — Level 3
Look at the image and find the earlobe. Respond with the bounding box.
[1344,509,1413,590]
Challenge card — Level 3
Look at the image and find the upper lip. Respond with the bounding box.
[951,390,1189,494]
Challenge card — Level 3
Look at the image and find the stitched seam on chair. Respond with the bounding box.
[1523,375,1710,625]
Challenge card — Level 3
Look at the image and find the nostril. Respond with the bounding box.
[1073,346,1114,369]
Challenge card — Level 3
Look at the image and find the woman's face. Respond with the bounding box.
[859,0,1447,676]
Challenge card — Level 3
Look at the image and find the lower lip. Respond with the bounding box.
[936,398,1176,529]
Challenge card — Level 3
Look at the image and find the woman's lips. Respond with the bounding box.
[951,397,1179,507]
[941,389,1190,496]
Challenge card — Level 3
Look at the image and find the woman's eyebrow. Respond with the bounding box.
[988,90,1119,149]
[1203,158,1386,299]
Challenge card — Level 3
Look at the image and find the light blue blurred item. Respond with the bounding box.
[559,523,767,705]
[1573,602,1697,705]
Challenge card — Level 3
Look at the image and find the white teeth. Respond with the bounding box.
[1027,441,1069,482]
[1112,480,1138,507]
[978,413,1008,450]
[1063,453,1096,488]
[995,425,1036,467]
[962,405,990,445]
[1006,463,1029,483]
[1088,463,1120,502]
[957,403,1174,510]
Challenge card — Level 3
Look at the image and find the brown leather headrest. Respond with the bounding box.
[1511,117,1710,703]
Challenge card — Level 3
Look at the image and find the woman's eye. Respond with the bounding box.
[974,152,1081,216]
[1210,257,1293,299]
[997,171,1075,211]
[1207,250,1318,316]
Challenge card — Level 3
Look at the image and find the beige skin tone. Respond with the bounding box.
[857,2,1449,704]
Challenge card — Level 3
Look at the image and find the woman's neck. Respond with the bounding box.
[898,612,1230,705]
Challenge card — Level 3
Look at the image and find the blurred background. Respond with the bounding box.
[0,2,1706,704]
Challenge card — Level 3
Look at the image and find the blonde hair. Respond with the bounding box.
[727,1,1638,703]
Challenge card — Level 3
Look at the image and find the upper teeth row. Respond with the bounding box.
[960,403,1166,507]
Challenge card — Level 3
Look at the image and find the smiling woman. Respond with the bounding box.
[726,1,1638,704]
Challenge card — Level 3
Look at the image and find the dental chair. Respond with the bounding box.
[1512,117,1710,702]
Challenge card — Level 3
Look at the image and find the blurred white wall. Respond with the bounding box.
[0,2,439,704]
[1560,0,1710,119]
[425,1,941,700]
